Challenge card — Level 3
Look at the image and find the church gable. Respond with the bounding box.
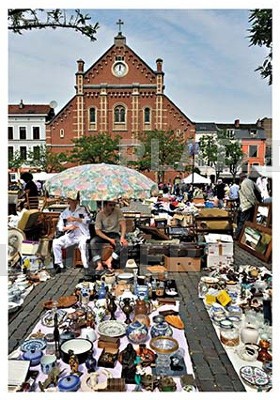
[83,38,157,86]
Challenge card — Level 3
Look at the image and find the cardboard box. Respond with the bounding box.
[205,234,234,256]
[164,255,201,272]
[206,254,234,268]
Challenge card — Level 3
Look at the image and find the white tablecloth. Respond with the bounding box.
[10,300,195,392]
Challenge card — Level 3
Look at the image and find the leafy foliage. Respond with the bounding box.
[8,9,99,41]
[8,150,24,169]
[132,130,186,182]
[27,145,68,172]
[199,130,244,179]
[248,9,272,85]
[69,133,121,165]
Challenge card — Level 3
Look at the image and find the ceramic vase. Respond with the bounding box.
[240,324,259,344]
[126,320,148,344]
[151,321,173,338]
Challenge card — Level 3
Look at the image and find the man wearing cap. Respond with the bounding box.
[90,200,128,271]
[52,194,91,272]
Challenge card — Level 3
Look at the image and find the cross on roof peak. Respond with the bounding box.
[116,19,124,34]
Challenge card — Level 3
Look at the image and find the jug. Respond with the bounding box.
[134,299,152,316]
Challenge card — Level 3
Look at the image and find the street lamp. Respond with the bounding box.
[188,141,199,185]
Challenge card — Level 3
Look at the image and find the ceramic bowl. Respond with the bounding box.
[150,336,179,355]
[60,338,93,364]
[22,349,43,366]
[16,280,30,290]
[58,375,81,392]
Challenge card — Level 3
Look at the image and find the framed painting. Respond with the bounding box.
[238,221,272,263]
[253,203,272,228]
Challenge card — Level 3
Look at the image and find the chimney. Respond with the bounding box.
[256,118,262,128]
[19,99,24,109]
[156,58,163,72]
[77,59,85,73]
[234,119,240,128]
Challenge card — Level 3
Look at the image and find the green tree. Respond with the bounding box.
[69,133,120,165]
[132,130,186,183]
[224,139,244,181]
[8,9,99,41]
[27,145,68,172]
[8,150,25,169]
[248,9,272,85]
[199,131,244,181]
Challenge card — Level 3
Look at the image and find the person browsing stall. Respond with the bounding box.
[18,172,39,210]
[90,200,128,271]
[52,194,91,272]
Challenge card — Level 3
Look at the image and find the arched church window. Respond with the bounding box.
[114,105,126,123]
[144,107,151,123]
[89,107,96,123]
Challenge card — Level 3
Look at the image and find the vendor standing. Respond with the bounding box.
[90,200,128,271]
[52,194,91,272]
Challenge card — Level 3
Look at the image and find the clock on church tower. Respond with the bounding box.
[112,60,128,77]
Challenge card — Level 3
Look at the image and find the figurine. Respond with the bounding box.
[68,349,82,376]
[119,343,137,384]
[38,366,66,391]
[134,355,145,386]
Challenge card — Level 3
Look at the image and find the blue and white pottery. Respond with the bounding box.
[40,354,57,374]
[58,374,81,392]
[126,320,148,344]
[22,348,43,366]
[151,321,173,338]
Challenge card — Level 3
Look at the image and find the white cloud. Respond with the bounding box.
[8,9,272,122]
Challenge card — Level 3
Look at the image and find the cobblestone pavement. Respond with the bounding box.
[8,243,272,392]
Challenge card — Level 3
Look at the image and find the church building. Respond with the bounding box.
[46,21,195,182]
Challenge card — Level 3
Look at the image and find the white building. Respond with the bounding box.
[8,99,54,162]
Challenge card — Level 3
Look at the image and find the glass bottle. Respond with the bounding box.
[220,320,240,347]
[198,280,208,299]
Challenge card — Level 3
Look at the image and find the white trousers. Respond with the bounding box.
[52,233,89,268]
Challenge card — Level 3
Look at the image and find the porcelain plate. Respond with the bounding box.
[97,320,127,337]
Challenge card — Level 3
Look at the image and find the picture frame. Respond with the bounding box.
[238,221,272,263]
[253,203,272,228]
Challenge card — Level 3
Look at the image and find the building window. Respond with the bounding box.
[89,107,96,123]
[226,129,235,138]
[114,106,125,123]
[144,107,151,123]
[249,145,258,158]
[60,129,64,138]
[8,146,13,160]
[33,146,40,160]
[8,127,13,140]
[20,146,27,160]
[33,127,40,140]
[19,127,27,140]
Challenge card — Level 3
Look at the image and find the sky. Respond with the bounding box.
[8,7,273,124]
[2,1,280,397]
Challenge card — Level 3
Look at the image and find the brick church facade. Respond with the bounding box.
[46,24,195,183]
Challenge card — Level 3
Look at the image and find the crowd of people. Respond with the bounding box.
[10,171,271,274]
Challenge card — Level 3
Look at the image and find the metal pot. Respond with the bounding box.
[60,338,93,364]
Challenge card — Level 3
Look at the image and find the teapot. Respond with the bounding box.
[102,271,116,286]
[134,299,152,316]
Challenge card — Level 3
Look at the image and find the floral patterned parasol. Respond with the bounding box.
[44,163,158,201]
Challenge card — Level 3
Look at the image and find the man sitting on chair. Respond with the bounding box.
[90,200,128,271]
[52,193,91,273]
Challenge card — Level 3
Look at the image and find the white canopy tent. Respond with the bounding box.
[182,172,210,184]
[33,172,57,181]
